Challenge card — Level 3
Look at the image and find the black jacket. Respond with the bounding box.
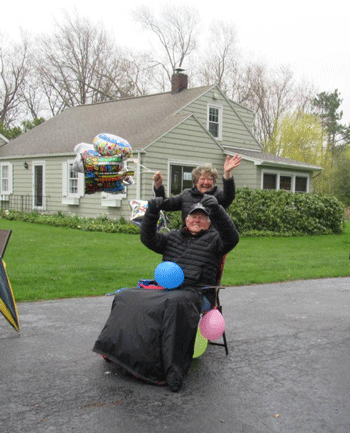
[154,176,235,222]
[141,203,239,287]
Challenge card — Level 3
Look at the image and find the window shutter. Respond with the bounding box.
[62,162,68,197]
[78,172,85,197]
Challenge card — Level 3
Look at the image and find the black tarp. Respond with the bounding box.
[93,287,202,388]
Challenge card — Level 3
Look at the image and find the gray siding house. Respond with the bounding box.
[0,72,321,220]
[0,133,8,147]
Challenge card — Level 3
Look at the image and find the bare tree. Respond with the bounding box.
[196,20,238,92]
[0,34,30,127]
[229,63,299,147]
[33,11,141,115]
[91,49,159,99]
[132,4,201,86]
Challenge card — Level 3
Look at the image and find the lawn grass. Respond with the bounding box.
[0,219,349,302]
[223,224,350,285]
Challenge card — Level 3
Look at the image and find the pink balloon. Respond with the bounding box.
[199,308,225,341]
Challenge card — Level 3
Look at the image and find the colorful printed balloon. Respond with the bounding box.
[81,149,134,194]
[129,200,167,231]
[72,134,133,194]
[93,133,132,158]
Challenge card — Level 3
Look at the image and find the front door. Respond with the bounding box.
[33,163,45,210]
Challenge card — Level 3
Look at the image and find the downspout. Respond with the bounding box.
[135,151,142,200]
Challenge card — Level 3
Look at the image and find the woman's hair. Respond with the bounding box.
[192,164,218,184]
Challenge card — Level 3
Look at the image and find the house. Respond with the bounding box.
[0,133,8,147]
[0,71,322,220]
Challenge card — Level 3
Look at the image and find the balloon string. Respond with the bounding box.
[129,159,158,173]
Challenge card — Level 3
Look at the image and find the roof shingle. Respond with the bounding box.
[0,85,214,158]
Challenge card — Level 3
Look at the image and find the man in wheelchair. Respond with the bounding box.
[93,195,239,392]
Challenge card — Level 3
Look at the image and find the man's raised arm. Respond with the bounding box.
[140,197,168,255]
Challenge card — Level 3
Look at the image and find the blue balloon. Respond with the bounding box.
[154,261,184,289]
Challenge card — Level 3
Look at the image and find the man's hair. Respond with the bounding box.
[191,164,218,185]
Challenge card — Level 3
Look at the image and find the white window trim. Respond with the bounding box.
[62,160,85,205]
[207,103,223,141]
[0,162,13,200]
[261,169,310,193]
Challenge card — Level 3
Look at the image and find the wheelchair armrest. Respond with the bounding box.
[201,286,225,291]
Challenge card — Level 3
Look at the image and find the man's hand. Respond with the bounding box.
[201,195,219,213]
[224,154,241,179]
[153,171,163,190]
[147,197,164,214]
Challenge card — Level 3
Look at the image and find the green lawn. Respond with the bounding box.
[1,219,349,302]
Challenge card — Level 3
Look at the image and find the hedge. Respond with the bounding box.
[167,188,345,236]
[0,189,345,236]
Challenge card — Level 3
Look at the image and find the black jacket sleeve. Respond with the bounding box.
[153,186,185,213]
[211,205,239,255]
[140,207,168,255]
[215,177,235,209]
[154,185,166,199]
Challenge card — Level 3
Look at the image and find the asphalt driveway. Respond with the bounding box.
[1,277,350,433]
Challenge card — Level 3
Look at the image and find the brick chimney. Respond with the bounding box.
[171,69,188,94]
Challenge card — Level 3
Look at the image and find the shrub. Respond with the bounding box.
[167,188,345,236]
[165,210,182,230]
[0,210,140,234]
[227,188,345,236]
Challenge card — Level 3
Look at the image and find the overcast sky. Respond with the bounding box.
[2,0,350,123]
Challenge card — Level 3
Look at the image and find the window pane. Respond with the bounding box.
[208,106,220,138]
[295,176,307,192]
[171,165,196,194]
[209,107,219,122]
[34,165,43,207]
[1,165,8,192]
[2,165,8,178]
[171,166,182,195]
[209,123,218,137]
[280,176,291,191]
[182,166,193,189]
[263,173,277,190]
[69,163,78,194]
[69,165,78,179]
[70,179,78,194]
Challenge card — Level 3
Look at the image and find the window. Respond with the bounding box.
[0,162,13,198]
[280,176,292,191]
[170,164,196,195]
[69,164,79,194]
[263,173,277,190]
[295,176,308,193]
[62,161,84,205]
[1,165,9,193]
[262,171,309,193]
[207,104,222,140]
